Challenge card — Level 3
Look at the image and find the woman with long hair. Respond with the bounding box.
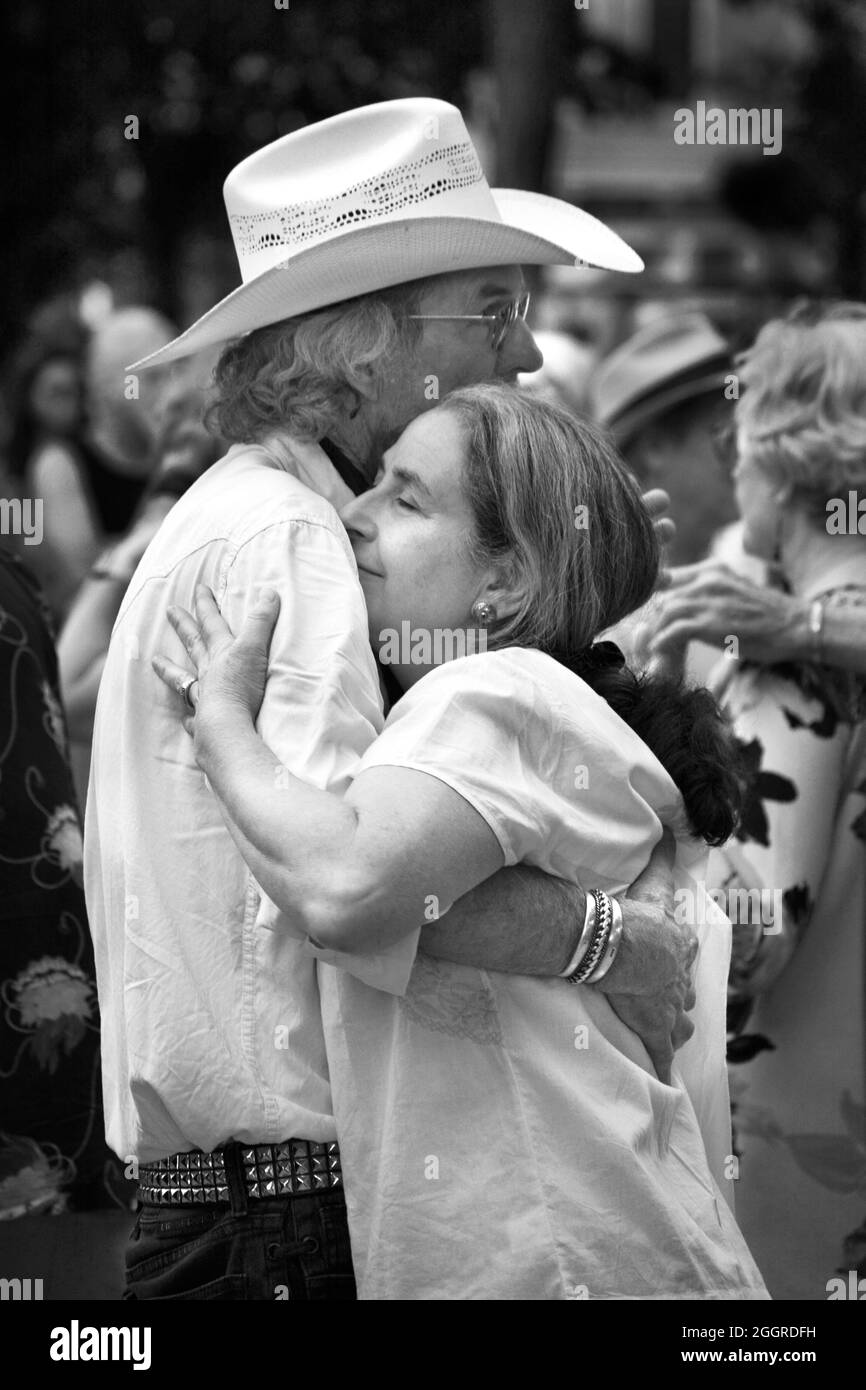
[153,384,767,1300]
[4,340,101,619]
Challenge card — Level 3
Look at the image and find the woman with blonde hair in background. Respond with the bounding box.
[644,301,866,1299]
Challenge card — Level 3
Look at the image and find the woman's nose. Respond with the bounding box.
[498,319,544,375]
[339,494,375,538]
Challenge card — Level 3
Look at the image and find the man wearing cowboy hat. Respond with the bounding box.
[85,98,696,1300]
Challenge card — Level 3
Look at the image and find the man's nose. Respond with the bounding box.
[498,318,543,375]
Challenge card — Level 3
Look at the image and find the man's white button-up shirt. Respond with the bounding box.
[85,433,399,1163]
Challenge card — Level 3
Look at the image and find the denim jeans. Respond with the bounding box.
[124,1144,356,1301]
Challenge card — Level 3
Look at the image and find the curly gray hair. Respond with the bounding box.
[735,300,866,513]
[207,278,442,444]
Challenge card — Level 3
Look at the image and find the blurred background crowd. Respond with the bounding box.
[1,0,865,1299]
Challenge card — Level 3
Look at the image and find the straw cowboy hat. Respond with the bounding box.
[132,97,643,370]
[591,312,730,447]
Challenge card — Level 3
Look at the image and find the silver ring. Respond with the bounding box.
[179,675,199,712]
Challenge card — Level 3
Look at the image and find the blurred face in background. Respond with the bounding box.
[85,308,178,477]
[28,357,82,437]
[626,395,738,565]
[732,425,786,560]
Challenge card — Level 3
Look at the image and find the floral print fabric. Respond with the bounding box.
[0,546,132,1217]
[707,599,866,1298]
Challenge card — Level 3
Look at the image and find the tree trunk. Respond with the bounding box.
[485,0,569,193]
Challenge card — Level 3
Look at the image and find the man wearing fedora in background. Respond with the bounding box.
[85,97,699,1300]
[591,311,737,568]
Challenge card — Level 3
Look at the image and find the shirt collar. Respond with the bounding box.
[256,431,358,512]
[319,437,370,498]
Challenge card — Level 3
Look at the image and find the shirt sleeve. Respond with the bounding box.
[219,516,420,996]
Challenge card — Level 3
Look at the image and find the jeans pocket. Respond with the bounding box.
[135,1206,223,1239]
[125,1209,233,1288]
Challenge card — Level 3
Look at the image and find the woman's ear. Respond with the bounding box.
[475,562,527,625]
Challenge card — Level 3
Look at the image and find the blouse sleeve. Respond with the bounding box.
[357,650,675,892]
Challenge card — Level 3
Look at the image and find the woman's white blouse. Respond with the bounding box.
[318,647,769,1300]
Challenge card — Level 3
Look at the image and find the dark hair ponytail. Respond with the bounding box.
[556,642,744,847]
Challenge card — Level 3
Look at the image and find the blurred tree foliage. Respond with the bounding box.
[719,0,866,296]
[2,0,484,333]
[3,0,866,344]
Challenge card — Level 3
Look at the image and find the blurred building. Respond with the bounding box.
[484,0,852,353]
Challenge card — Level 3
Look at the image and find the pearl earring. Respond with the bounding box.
[471,599,496,627]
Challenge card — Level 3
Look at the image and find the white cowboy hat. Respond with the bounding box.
[131,97,643,371]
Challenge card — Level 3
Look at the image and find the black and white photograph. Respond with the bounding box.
[0,0,864,1349]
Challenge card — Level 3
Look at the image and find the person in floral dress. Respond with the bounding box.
[693,303,866,1299]
[0,544,132,1216]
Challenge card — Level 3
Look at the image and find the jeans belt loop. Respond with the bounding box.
[223,1140,249,1217]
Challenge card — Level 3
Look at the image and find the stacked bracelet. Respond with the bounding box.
[583,894,623,984]
[559,892,598,979]
[570,890,612,983]
[562,890,616,985]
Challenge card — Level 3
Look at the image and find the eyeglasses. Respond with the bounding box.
[408,292,531,353]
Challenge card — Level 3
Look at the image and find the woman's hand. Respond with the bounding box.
[152,585,281,739]
[640,560,806,666]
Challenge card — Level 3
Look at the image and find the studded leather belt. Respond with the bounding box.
[137,1139,342,1204]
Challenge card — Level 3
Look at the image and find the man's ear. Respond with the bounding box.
[351,363,381,402]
